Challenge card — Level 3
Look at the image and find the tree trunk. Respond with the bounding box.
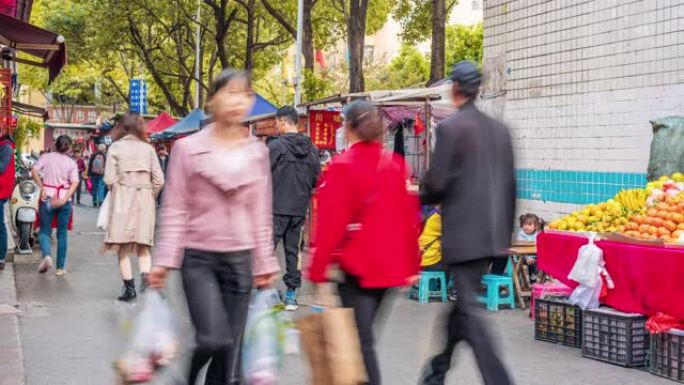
[244,0,255,70]
[303,0,314,71]
[429,0,446,85]
[347,0,369,93]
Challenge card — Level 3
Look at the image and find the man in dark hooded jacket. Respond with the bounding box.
[268,106,320,310]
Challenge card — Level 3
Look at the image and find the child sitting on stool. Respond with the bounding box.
[516,213,544,282]
[418,205,456,301]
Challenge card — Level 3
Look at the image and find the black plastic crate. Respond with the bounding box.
[534,297,582,348]
[582,307,649,367]
[650,329,684,383]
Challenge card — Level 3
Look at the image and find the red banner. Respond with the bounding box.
[309,110,341,150]
[253,116,307,137]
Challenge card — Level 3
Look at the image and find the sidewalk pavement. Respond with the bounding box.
[0,261,25,385]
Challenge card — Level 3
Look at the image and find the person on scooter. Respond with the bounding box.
[0,134,15,270]
[32,135,79,276]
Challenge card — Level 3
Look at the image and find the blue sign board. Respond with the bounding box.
[129,79,148,114]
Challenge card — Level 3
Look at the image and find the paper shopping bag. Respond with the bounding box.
[298,308,367,385]
[320,308,367,385]
[298,313,333,385]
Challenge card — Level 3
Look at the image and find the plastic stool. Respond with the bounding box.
[409,271,448,304]
[477,275,515,311]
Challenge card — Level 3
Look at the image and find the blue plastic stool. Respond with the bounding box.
[477,259,515,311]
[409,271,447,304]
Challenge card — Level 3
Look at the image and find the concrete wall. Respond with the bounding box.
[483,0,684,221]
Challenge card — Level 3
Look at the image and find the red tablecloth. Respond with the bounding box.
[537,231,684,320]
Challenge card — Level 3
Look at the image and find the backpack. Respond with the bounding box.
[92,153,105,175]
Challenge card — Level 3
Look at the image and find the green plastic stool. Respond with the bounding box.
[409,271,447,304]
[477,259,515,311]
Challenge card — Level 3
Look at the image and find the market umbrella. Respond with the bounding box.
[155,108,207,139]
[145,112,177,134]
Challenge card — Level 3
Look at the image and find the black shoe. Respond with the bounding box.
[117,279,137,302]
[418,360,447,385]
[139,273,149,292]
[0,261,5,270]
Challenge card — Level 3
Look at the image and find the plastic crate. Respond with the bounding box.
[582,307,649,367]
[649,329,684,383]
[534,297,582,348]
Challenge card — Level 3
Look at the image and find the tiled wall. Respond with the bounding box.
[516,169,647,205]
[483,0,684,219]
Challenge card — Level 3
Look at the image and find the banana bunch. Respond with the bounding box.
[614,189,647,211]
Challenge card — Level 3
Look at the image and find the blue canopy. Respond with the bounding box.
[152,93,277,140]
[154,108,207,139]
[248,93,277,118]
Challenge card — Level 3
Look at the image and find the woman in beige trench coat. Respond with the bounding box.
[104,113,165,301]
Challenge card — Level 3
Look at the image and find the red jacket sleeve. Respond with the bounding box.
[308,161,357,283]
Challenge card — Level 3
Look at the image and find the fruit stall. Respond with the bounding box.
[537,173,684,318]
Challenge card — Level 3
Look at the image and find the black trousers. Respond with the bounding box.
[182,249,253,385]
[273,215,305,290]
[420,260,512,385]
[338,275,389,385]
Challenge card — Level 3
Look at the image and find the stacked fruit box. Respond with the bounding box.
[582,307,649,367]
[650,329,684,383]
[534,297,582,348]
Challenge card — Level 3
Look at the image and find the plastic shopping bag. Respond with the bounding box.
[86,178,93,193]
[568,234,603,287]
[96,193,110,230]
[114,290,179,384]
[569,277,603,310]
[242,289,287,385]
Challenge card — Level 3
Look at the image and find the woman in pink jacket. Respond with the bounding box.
[149,69,279,385]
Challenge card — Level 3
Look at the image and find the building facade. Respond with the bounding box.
[482,0,684,220]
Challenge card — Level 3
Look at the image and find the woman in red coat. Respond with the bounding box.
[308,100,421,385]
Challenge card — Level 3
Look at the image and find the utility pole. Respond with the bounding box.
[194,0,202,109]
[294,0,304,107]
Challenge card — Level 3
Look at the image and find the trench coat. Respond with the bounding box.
[104,135,165,247]
[420,101,516,264]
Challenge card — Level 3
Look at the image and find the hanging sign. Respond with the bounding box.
[129,79,148,114]
[308,110,341,150]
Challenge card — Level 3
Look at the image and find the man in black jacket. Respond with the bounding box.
[418,61,515,385]
[268,106,320,310]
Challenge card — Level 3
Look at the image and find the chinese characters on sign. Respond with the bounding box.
[0,68,12,135]
[129,79,148,115]
[308,110,341,150]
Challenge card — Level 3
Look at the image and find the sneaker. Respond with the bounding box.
[38,257,53,274]
[284,290,298,311]
[55,269,66,276]
[0,261,5,270]
[448,293,457,302]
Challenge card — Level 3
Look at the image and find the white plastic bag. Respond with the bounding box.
[96,193,110,230]
[567,234,603,287]
[114,290,179,384]
[569,277,603,310]
[242,289,285,385]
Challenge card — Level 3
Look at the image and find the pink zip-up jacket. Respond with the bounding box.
[153,125,279,276]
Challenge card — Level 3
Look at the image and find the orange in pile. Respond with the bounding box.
[621,198,684,243]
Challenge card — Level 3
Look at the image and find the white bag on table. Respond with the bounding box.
[567,234,603,287]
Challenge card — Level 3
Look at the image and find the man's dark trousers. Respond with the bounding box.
[273,215,306,290]
[421,259,512,385]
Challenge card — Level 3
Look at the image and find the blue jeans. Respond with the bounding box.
[39,201,72,269]
[0,199,6,263]
[92,175,105,205]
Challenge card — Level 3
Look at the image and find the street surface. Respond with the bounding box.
[2,202,670,385]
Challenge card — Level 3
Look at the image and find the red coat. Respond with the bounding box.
[0,137,15,200]
[308,141,420,288]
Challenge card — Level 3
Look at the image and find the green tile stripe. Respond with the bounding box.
[516,169,647,205]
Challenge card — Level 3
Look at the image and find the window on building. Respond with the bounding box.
[472,0,481,11]
[88,111,97,121]
[77,111,85,121]
[53,109,61,120]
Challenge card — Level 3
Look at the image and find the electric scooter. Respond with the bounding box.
[10,165,40,254]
